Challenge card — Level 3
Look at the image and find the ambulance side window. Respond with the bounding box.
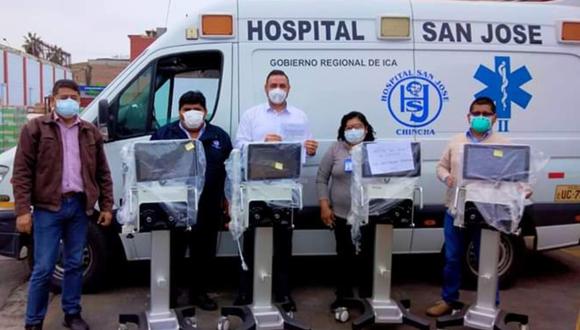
[155,51,223,130]
[154,79,171,127]
[114,66,153,138]
[168,69,221,122]
[110,50,223,140]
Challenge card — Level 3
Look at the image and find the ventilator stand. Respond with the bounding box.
[219,184,310,330]
[118,229,197,330]
[338,185,430,330]
[436,204,529,330]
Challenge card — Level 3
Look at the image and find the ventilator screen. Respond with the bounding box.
[463,144,530,182]
[135,140,200,182]
[246,143,302,181]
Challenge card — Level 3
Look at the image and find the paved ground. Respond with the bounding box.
[1,248,579,330]
[0,256,31,329]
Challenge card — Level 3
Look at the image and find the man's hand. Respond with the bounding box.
[97,211,113,227]
[445,176,456,188]
[222,198,231,229]
[304,139,319,156]
[223,198,230,217]
[320,200,335,228]
[264,134,282,142]
[525,190,533,199]
[16,213,32,234]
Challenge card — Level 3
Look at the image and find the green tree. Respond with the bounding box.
[22,32,43,57]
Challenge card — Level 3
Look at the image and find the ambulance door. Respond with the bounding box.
[99,44,232,259]
[237,0,416,255]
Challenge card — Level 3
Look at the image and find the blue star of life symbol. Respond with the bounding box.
[474,56,533,132]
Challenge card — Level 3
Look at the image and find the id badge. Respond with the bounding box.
[344,158,353,173]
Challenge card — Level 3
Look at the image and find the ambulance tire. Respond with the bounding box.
[463,234,525,289]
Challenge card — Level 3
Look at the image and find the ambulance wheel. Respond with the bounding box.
[29,220,118,293]
[334,307,349,323]
[217,316,230,330]
[464,234,524,289]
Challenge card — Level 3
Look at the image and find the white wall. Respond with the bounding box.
[42,63,53,99]
[26,57,41,105]
[0,51,5,105]
[7,52,24,106]
[55,67,65,81]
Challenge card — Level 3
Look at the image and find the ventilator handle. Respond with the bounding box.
[453,186,466,210]
[414,186,424,210]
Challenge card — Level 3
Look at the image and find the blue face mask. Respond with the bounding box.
[55,98,80,118]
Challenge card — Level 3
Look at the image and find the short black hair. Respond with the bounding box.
[337,111,376,142]
[52,79,80,96]
[469,96,496,114]
[179,90,206,110]
[265,69,290,85]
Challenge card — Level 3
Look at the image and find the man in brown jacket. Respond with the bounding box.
[13,79,113,330]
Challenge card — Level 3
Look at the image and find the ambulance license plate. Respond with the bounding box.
[554,185,580,203]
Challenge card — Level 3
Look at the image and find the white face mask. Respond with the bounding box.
[344,128,365,145]
[268,88,287,105]
[182,110,205,129]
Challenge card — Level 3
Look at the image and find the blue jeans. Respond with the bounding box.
[443,210,501,305]
[26,195,88,325]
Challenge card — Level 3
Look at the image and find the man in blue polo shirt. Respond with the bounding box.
[151,90,232,311]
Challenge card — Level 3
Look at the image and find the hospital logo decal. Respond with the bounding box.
[474,56,533,132]
[381,70,449,135]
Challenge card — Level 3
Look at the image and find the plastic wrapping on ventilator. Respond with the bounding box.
[116,139,206,231]
[225,149,244,241]
[225,143,304,269]
[456,143,549,234]
[226,143,304,239]
[348,141,421,247]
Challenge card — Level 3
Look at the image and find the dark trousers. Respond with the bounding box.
[170,219,218,307]
[238,220,293,302]
[333,217,373,299]
[442,211,499,305]
[26,195,88,325]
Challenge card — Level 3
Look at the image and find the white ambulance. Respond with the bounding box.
[0,0,579,291]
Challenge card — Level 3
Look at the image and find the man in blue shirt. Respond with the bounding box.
[151,90,232,311]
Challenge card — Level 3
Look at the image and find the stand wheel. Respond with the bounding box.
[286,310,295,319]
[334,307,350,323]
[184,316,197,328]
[520,325,529,330]
[217,316,230,330]
[118,324,129,330]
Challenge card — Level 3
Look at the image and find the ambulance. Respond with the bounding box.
[0,0,579,291]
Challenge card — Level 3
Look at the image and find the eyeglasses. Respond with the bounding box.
[470,111,495,117]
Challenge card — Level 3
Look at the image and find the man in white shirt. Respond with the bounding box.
[233,70,318,311]
[235,70,318,154]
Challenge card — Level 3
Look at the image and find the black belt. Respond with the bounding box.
[62,192,81,199]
